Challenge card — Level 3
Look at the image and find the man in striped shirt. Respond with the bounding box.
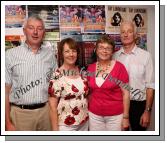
[5,15,57,131]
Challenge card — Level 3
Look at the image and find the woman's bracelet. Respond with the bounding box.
[123,115,129,119]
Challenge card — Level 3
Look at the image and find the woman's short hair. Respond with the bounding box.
[95,35,115,50]
[58,38,80,67]
[90,35,115,63]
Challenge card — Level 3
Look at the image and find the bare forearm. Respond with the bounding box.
[123,90,130,117]
[48,97,59,130]
[145,88,154,110]
[49,108,58,130]
[5,84,12,124]
[139,88,154,127]
[5,96,11,124]
[5,84,15,130]
[121,89,130,130]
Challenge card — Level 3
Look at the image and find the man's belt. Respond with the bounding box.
[11,102,46,110]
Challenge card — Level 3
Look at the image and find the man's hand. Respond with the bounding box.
[140,111,151,128]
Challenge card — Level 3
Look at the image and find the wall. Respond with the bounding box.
[5,5,155,130]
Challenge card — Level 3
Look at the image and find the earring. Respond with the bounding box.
[93,48,96,53]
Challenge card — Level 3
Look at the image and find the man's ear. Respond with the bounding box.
[134,34,139,44]
[134,34,138,41]
[23,28,25,35]
[93,48,96,54]
[43,30,46,38]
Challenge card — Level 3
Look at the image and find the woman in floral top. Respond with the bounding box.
[48,38,89,131]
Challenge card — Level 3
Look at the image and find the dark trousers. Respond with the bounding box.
[129,100,147,131]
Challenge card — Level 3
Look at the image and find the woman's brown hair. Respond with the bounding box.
[90,35,115,63]
[58,38,80,67]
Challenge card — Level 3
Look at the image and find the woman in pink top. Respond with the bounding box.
[87,35,130,131]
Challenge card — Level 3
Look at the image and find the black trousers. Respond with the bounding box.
[129,100,147,131]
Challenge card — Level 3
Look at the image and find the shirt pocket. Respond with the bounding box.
[129,64,144,78]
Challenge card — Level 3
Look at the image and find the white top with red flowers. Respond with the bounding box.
[49,69,89,126]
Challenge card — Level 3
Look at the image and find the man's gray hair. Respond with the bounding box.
[23,14,45,29]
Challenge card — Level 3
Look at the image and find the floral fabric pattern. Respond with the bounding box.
[49,69,89,126]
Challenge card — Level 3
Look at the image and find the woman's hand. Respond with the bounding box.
[121,118,130,131]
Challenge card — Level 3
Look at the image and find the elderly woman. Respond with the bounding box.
[48,38,89,131]
[87,35,130,131]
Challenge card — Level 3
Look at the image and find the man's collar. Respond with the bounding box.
[118,45,138,56]
[23,42,43,53]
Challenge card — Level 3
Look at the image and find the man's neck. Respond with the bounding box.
[26,41,41,54]
[123,43,135,54]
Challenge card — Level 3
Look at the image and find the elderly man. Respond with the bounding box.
[113,21,154,131]
[5,15,57,131]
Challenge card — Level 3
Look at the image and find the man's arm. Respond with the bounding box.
[140,53,155,128]
[145,88,154,111]
[5,84,16,131]
[140,88,154,128]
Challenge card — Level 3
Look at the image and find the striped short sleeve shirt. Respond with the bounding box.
[5,43,57,105]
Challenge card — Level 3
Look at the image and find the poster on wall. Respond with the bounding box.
[107,34,122,52]
[28,5,59,31]
[43,41,58,57]
[5,5,26,28]
[82,34,102,41]
[60,34,82,42]
[59,5,82,34]
[128,8,147,33]
[44,31,60,41]
[136,33,147,50]
[82,41,96,66]
[82,5,105,33]
[43,31,59,57]
[5,35,25,51]
[105,6,128,34]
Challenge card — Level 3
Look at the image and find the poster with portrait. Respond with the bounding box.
[59,5,82,34]
[82,5,105,33]
[105,6,128,34]
[128,8,147,33]
[28,5,59,31]
[5,5,26,28]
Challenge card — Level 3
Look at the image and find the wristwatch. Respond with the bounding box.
[145,107,152,112]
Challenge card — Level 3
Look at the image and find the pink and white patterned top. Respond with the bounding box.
[48,69,89,126]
